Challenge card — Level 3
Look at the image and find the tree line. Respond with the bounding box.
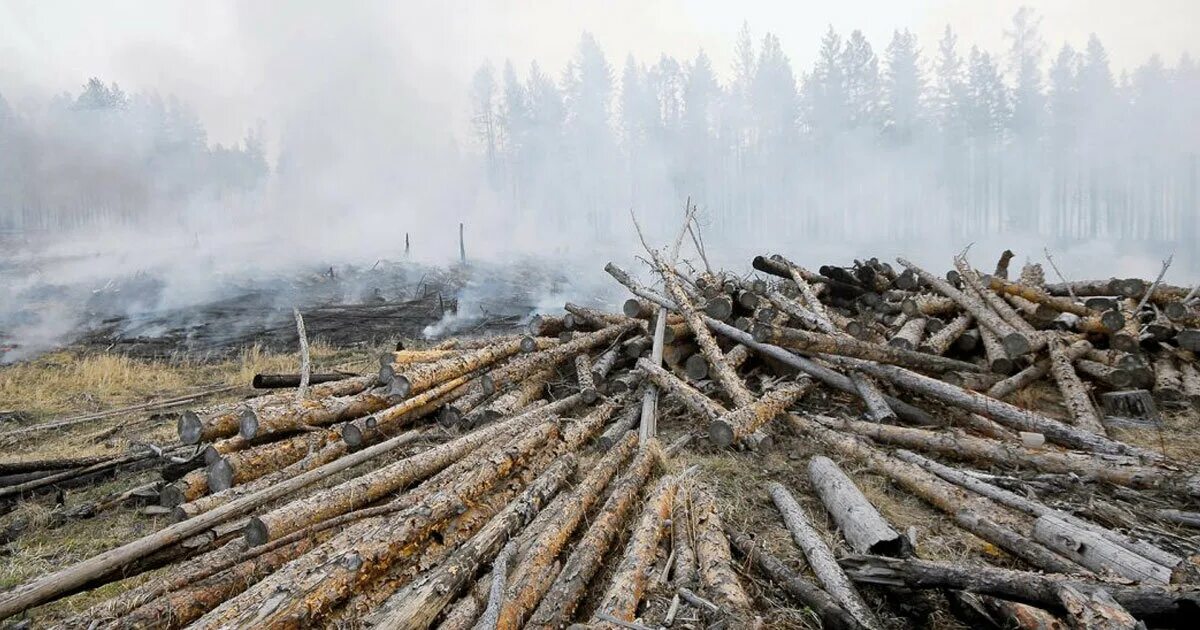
[468,9,1199,247]
[0,78,268,231]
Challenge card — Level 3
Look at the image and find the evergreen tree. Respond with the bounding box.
[882,29,923,140]
[1005,6,1045,138]
[841,30,880,129]
[932,26,968,138]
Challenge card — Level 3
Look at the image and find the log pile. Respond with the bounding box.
[2,237,1199,629]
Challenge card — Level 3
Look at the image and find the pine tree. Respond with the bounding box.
[841,30,880,130]
[1005,6,1044,138]
[469,62,499,178]
[882,29,923,140]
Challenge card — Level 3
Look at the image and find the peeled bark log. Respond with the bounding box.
[724,528,864,630]
[524,442,662,629]
[708,380,813,448]
[842,359,1162,462]
[177,375,376,444]
[689,485,752,614]
[817,416,1186,493]
[501,323,638,390]
[365,456,575,629]
[1048,339,1107,435]
[807,456,909,557]
[987,276,1092,317]
[754,324,984,374]
[1057,583,1139,630]
[768,482,882,630]
[1033,515,1173,585]
[957,262,1041,342]
[902,294,959,318]
[495,432,639,630]
[1075,359,1134,390]
[590,473,677,628]
[920,313,973,355]
[382,349,458,370]
[196,422,562,629]
[839,555,1200,624]
[850,371,897,423]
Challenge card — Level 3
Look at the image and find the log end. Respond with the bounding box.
[580,389,599,405]
[202,444,222,466]
[685,354,709,381]
[708,419,736,448]
[1110,333,1140,353]
[238,408,259,440]
[481,374,497,395]
[178,411,203,445]
[207,459,235,493]
[1100,310,1126,332]
[705,297,734,321]
[520,336,539,353]
[342,422,365,447]
[159,483,186,507]
[1001,333,1032,358]
[888,339,914,352]
[244,517,270,546]
[378,361,395,386]
[438,407,461,427]
[390,375,413,398]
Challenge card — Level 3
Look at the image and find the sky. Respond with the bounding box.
[2,0,1196,145]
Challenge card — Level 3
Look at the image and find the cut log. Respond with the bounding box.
[841,358,1163,462]
[589,473,678,628]
[920,313,973,355]
[637,357,727,420]
[671,480,697,586]
[767,481,883,630]
[598,391,645,449]
[207,429,335,492]
[725,527,864,630]
[364,456,575,629]
[986,276,1092,317]
[889,316,927,351]
[896,257,1030,357]
[1153,354,1184,403]
[252,373,351,389]
[979,326,1016,374]
[850,371,897,423]
[708,380,812,448]
[494,432,639,630]
[1075,359,1134,390]
[524,442,662,629]
[839,554,1200,623]
[690,485,752,613]
[640,305,669,443]
[244,400,570,547]
[754,324,984,374]
[177,375,376,444]
[1056,583,1139,630]
[988,340,1091,399]
[387,337,529,397]
[238,386,400,440]
[1033,514,1173,584]
[807,456,910,557]
[1048,339,1107,435]
[344,374,475,446]
[196,421,563,628]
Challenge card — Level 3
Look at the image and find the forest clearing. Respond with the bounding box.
[2,210,1200,629]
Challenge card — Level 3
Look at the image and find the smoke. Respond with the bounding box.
[0,2,1196,362]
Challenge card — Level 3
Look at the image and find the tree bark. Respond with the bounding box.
[671,479,698,587]
[495,433,639,630]
[839,554,1200,623]
[689,485,752,614]
[920,313,973,356]
[768,481,883,630]
[987,339,1090,399]
[365,456,575,629]
[343,374,474,446]
[889,316,927,351]
[896,257,1030,356]
[637,357,727,420]
[386,337,530,397]
[807,456,909,557]
[850,371,897,423]
[724,528,864,630]
[1033,515,1173,584]
[709,379,813,448]
[590,473,678,628]
[524,442,661,629]
[1048,339,1107,435]
[238,386,400,440]
[754,324,983,374]
[980,325,1016,374]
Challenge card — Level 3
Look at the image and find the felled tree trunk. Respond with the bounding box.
[346,375,476,445]
[920,313,973,356]
[364,456,575,629]
[690,485,752,614]
[850,371,897,423]
[1048,339,1107,435]
[725,527,864,630]
[671,480,698,586]
[637,358,727,420]
[768,481,883,630]
[708,380,813,448]
[889,316,927,351]
[598,393,645,450]
[207,429,336,492]
[238,387,399,440]
[590,473,678,628]
[987,339,1091,399]
[979,326,1016,374]
[1153,354,1184,403]
[495,433,639,630]
[386,337,529,397]
[754,324,983,374]
[807,456,909,557]
[839,554,1200,623]
[1033,515,1173,584]
[896,257,1030,356]
[524,442,661,629]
